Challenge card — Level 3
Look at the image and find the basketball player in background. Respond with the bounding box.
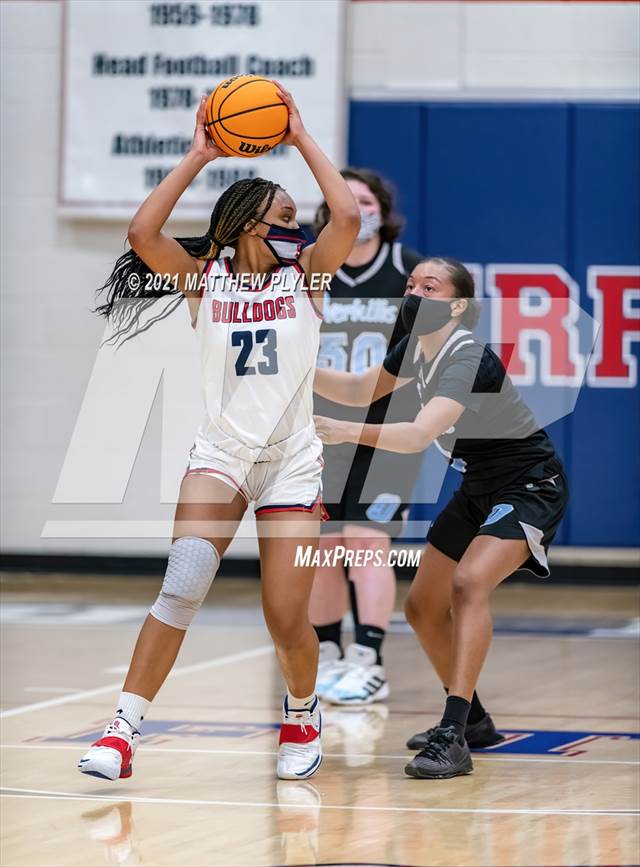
[314,257,568,778]
[311,170,424,706]
[77,83,360,782]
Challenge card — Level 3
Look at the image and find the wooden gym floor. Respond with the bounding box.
[1,574,638,867]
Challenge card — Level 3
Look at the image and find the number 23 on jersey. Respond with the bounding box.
[232,329,279,376]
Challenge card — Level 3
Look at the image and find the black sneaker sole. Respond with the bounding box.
[404,759,473,780]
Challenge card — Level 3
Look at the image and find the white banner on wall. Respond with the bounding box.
[60,0,346,221]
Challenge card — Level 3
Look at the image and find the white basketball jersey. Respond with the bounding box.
[194,257,323,461]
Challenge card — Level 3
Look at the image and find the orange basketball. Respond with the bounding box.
[205,75,289,158]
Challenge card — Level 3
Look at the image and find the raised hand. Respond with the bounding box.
[273,81,307,147]
[191,94,228,162]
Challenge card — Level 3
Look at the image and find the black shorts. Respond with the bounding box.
[321,445,413,537]
[427,457,569,577]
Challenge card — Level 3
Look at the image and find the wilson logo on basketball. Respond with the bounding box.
[238,142,271,154]
[219,74,244,90]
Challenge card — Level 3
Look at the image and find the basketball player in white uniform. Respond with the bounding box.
[190,254,325,505]
[78,83,360,782]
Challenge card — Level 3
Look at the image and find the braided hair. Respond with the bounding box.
[96,177,280,344]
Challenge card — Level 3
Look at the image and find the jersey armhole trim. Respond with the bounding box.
[450,339,476,355]
[392,242,404,275]
[294,262,324,320]
[191,258,216,328]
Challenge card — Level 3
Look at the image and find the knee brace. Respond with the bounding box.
[150,537,220,630]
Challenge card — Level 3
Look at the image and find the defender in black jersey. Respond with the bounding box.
[314,257,569,779]
[311,168,424,707]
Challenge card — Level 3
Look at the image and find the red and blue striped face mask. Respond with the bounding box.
[258,220,309,265]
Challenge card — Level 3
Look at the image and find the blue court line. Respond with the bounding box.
[33,723,640,758]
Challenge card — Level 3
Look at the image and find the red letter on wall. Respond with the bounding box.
[487,265,584,386]
[587,267,640,388]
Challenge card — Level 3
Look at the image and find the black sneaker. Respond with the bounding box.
[404,726,473,780]
[406,712,504,751]
[464,713,505,748]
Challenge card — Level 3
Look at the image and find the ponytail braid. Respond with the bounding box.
[96,177,280,344]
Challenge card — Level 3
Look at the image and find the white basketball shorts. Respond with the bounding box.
[185,432,327,518]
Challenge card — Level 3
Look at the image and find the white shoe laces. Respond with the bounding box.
[284,710,315,731]
[102,719,137,742]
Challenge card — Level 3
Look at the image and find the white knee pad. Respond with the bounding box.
[150,537,220,630]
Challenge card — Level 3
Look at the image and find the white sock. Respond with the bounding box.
[287,690,316,712]
[115,692,149,731]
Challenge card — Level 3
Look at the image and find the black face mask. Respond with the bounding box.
[400,294,455,336]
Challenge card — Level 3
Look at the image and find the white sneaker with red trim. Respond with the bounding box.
[276,696,322,780]
[78,717,139,781]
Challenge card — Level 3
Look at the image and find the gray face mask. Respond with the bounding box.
[355,210,382,245]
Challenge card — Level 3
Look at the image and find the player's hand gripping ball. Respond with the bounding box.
[205,75,289,158]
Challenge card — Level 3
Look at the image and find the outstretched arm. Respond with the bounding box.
[314,396,465,454]
[274,83,360,284]
[313,363,410,406]
[126,96,226,293]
